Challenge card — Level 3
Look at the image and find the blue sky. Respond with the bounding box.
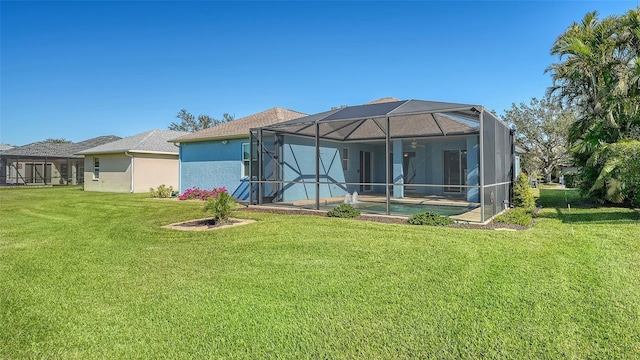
[1,1,636,146]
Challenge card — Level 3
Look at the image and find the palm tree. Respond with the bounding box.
[546,9,640,203]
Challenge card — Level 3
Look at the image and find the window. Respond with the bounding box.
[242,143,250,178]
[342,148,349,170]
[93,157,100,180]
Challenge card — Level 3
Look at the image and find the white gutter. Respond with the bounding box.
[173,142,181,193]
[125,151,134,193]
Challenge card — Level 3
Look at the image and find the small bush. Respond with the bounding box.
[203,190,236,222]
[513,173,535,210]
[407,211,454,226]
[179,187,227,201]
[493,208,533,227]
[150,184,173,198]
[327,203,361,218]
[563,173,579,188]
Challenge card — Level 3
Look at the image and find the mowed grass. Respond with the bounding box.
[1,187,639,358]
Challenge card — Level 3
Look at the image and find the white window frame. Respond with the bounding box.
[241,143,250,178]
[342,148,349,171]
[93,157,100,180]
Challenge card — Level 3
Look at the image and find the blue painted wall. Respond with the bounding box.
[278,136,479,202]
[181,135,482,203]
[280,136,381,202]
[180,139,251,200]
[466,136,479,202]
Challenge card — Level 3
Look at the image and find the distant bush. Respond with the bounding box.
[179,187,227,201]
[407,211,454,226]
[493,208,533,227]
[513,173,535,211]
[203,190,236,223]
[563,173,580,188]
[150,184,174,198]
[327,203,361,218]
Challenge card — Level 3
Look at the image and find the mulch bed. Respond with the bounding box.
[163,218,256,231]
[239,206,531,230]
[177,218,230,228]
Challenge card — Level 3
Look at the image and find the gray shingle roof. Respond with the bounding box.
[170,107,307,143]
[77,130,189,155]
[0,136,121,159]
[0,144,14,151]
[366,97,401,104]
[261,99,483,141]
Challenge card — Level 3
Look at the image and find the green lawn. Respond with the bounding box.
[1,187,639,358]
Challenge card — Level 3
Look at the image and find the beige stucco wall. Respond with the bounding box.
[82,153,179,193]
[132,154,179,193]
[83,153,132,192]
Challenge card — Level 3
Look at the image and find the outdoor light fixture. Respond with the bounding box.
[221,140,228,145]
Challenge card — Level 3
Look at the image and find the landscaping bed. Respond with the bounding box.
[240,205,531,230]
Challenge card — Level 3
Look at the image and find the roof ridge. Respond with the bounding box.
[134,129,159,149]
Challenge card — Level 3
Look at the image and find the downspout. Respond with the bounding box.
[125,152,134,193]
[173,142,181,193]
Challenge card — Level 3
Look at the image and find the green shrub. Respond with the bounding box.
[563,173,579,188]
[493,208,533,227]
[203,191,236,222]
[407,211,454,226]
[327,203,361,218]
[513,173,535,210]
[150,184,174,198]
[587,139,640,207]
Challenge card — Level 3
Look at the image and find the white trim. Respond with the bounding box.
[93,157,100,180]
[125,152,134,193]
[79,150,179,156]
[241,142,250,178]
[342,148,349,171]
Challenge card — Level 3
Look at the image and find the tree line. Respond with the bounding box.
[503,8,639,207]
[169,109,235,133]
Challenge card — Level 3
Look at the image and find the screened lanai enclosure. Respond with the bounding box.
[249,100,514,223]
[0,136,120,187]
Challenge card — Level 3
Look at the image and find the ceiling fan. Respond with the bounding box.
[409,140,425,149]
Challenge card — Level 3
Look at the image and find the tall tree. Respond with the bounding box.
[43,138,72,143]
[547,9,640,203]
[169,110,235,132]
[502,97,574,182]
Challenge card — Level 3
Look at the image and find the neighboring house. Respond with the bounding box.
[169,107,307,200]
[77,130,188,193]
[0,136,120,186]
[0,144,14,186]
[514,145,526,178]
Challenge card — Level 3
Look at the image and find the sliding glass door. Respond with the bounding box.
[444,150,467,193]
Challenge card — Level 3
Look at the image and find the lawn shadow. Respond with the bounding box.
[536,188,640,224]
[550,207,640,224]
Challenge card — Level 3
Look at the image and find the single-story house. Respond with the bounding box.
[514,145,526,177]
[77,129,188,193]
[250,99,515,223]
[169,107,307,200]
[0,136,121,186]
